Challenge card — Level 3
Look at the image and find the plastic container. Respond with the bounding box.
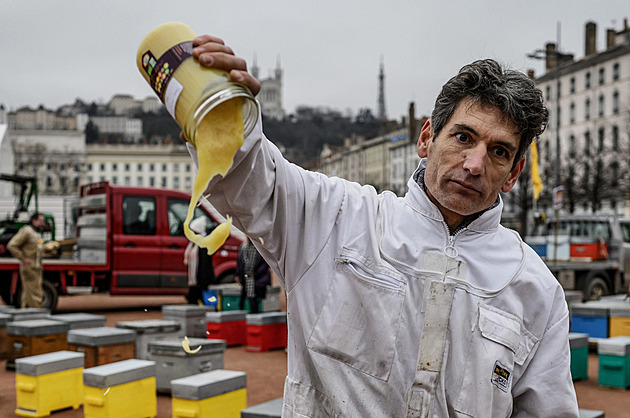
[136,22,258,145]
[47,313,107,330]
[569,332,589,381]
[67,327,137,368]
[246,313,287,352]
[205,311,247,346]
[241,397,283,418]
[597,336,630,388]
[115,319,180,359]
[162,304,216,338]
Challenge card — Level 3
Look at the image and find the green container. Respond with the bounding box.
[220,286,262,313]
[598,354,630,388]
[569,333,589,381]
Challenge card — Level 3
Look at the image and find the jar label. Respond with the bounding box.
[140,41,193,103]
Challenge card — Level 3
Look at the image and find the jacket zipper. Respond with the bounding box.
[335,256,402,291]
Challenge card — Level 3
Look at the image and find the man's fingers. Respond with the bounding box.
[229,69,261,96]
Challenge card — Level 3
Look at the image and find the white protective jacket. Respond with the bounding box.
[193,115,579,417]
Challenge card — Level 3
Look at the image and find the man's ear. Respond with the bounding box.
[501,157,526,193]
[417,119,433,158]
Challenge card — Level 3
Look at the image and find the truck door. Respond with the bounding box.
[112,194,161,290]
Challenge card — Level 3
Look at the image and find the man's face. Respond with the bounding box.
[32,215,45,230]
[417,98,525,229]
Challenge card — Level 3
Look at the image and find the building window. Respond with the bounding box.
[100,163,105,171]
[584,131,591,156]
[570,102,575,124]
[186,164,191,172]
[162,177,167,187]
[585,99,590,120]
[570,77,575,93]
[88,163,92,171]
[598,127,605,152]
[598,94,605,117]
[124,176,130,185]
[150,164,155,172]
[185,177,191,188]
[174,163,179,172]
[545,140,550,162]
[88,176,93,183]
[611,162,620,187]
[137,163,142,171]
[60,164,65,171]
[125,164,130,171]
[112,163,117,171]
[613,62,620,81]
[150,177,155,187]
[162,164,167,171]
[137,176,143,186]
[613,125,619,151]
[112,176,118,185]
[546,85,551,101]
[585,72,591,89]
[174,177,180,189]
[569,135,576,158]
[613,91,619,114]
[599,67,605,85]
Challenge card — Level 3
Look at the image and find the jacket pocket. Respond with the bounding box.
[454,303,533,417]
[307,250,405,381]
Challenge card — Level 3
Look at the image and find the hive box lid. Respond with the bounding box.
[220,285,242,296]
[68,327,137,346]
[569,333,589,349]
[83,359,155,388]
[47,313,107,329]
[205,310,248,323]
[7,319,70,336]
[148,337,226,356]
[171,369,246,400]
[610,303,630,317]
[162,305,216,318]
[115,319,180,333]
[241,397,283,418]
[247,313,287,325]
[0,313,10,327]
[570,303,609,317]
[3,307,50,321]
[598,336,630,356]
[16,350,84,376]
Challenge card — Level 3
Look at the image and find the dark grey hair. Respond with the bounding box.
[430,59,548,168]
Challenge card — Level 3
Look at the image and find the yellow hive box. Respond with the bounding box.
[610,316,630,337]
[171,370,247,418]
[15,350,85,417]
[82,359,156,418]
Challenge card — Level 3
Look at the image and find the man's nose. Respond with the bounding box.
[463,144,486,176]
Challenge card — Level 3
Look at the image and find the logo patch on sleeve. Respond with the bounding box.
[491,361,512,393]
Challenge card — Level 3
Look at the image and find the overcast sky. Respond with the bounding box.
[1,1,628,121]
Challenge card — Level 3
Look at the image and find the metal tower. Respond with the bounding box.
[377,56,387,120]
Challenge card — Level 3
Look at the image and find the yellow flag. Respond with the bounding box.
[530,141,543,200]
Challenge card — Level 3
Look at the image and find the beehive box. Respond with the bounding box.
[83,359,156,418]
[67,327,136,368]
[246,313,287,352]
[241,397,284,418]
[569,332,589,381]
[147,337,227,392]
[47,313,107,330]
[15,350,84,417]
[115,319,180,359]
[205,310,247,346]
[0,313,10,359]
[571,303,610,339]
[171,369,246,418]
[609,304,630,338]
[162,305,216,338]
[6,320,70,368]
[597,336,630,389]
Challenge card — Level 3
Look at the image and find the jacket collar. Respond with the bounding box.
[406,159,504,234]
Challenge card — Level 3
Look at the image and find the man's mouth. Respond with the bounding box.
[450,179,481,194]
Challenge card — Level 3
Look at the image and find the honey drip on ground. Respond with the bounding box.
[184,98,244,254]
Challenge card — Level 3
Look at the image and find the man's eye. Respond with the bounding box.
[493,147,508,158]
[455,133,469,143]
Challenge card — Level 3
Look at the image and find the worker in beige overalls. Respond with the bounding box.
[7,213,45,308]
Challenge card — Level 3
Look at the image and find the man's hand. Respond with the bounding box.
[22,258,30,266]
[192,35,261,96]
[179,34,261,145]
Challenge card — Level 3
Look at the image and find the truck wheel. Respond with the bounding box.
[584,276,609,301]
[11,280,59,312]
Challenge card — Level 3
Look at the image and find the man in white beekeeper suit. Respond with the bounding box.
[182,35,579,417]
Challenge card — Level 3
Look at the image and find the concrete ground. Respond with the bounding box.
[0,294,629,417]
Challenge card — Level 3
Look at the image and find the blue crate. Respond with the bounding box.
[571,315,608,339]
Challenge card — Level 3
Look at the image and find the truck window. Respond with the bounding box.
[167,198,217,237]
[123,196,156,235]
[620,222,630,243]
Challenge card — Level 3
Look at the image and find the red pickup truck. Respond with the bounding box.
[0,182,242,311]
